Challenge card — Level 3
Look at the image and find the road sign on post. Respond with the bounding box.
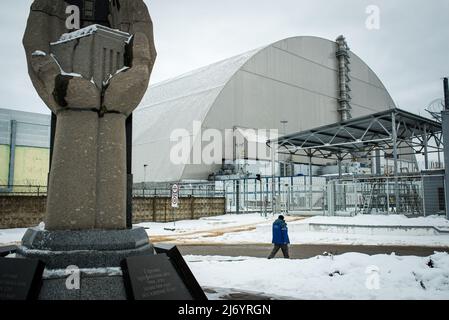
[171,184,179,208]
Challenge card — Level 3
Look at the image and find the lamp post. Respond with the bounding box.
[143,164,148,197]
[280,121,288,177]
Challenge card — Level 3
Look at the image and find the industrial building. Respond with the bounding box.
[0,35,446,218]
[0,36,411,186]
[0,108,50,191]
[133,36,400,183]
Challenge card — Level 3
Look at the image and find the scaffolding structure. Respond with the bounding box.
[270,108,443,216]
[327,175,425,216]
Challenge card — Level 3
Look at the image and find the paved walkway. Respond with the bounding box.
[176,244,449,259]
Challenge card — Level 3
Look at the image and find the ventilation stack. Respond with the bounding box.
[444,77,449,110]
[336,35,352,121]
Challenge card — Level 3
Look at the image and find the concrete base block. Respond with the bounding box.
[16,227,154,299]
[17,227,154,269]
[39,269,127,300]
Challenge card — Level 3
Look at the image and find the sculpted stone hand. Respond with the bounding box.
[24,0,156,231]
[30,54,101,112]
[54,75,101,110]
[29,54,61,112]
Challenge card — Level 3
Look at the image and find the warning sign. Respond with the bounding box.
[171,184,179,208]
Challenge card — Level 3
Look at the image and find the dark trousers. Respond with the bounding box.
[268,244,290,259]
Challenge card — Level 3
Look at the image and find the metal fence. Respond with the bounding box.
[218,175,439,217]
[326,176,429,217]
[0,184,225,199]
[220,176,327,215]
[0,185,48,196]
[133,184,225,198]
[1,174,443,217]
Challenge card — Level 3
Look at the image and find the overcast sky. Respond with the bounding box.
[1,0,448,117]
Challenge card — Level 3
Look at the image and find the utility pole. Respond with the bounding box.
[280,121,288,177]
[442,77,449,220]
[271,143,276,215]
[143,164,148,197]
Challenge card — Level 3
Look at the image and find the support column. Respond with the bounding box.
[126,114,133,229]
[327,180,335,216]
[443,77,449,220]
[7,120,17,190]
[244,178,248,214]
[278,177,281,200]
[265,177,269,216]
[423,125,429,170]
[375,149,381,175]
[308,155,313,186]
[259,179,263,215]
[445,77,449,112]
[442,111,449,220]
[236,179,240,215]
[392,112,400,214]
[309,154,313,212]
[337,156,343,179]
[271,144,276,214]
[223,180,227,214]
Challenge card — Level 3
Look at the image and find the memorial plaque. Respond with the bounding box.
[121,254,193,300]
[0,245,18,257]
[0,258,45,300]
[154,244,208,300]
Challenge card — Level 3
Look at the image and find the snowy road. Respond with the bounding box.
[2,214,449,248]
[177,244,449,259]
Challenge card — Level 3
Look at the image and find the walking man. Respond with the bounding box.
[268,215,290,259]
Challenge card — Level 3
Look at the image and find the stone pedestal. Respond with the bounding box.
[17,227,154,300]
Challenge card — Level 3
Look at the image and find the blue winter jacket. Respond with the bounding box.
[272,219,290,245]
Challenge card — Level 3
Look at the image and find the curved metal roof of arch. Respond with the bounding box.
[134,36,395,147]
[132,36,396,182]
[133,46,263,144]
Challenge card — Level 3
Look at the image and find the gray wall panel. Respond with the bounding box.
[0,108,50,148]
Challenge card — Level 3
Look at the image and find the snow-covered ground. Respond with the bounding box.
[0,215,271,245]
[187,252,449,300]
[0,228,27,245]
[136,213,271,236]
[2,214,449,300]
[209,229,449,247]
[2,214,449,247]
[298,214,449,228]
[204,214,449,247]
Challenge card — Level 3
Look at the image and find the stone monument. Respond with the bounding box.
[17,0,157,300]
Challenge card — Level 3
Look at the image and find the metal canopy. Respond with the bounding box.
[269,108,443,161]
